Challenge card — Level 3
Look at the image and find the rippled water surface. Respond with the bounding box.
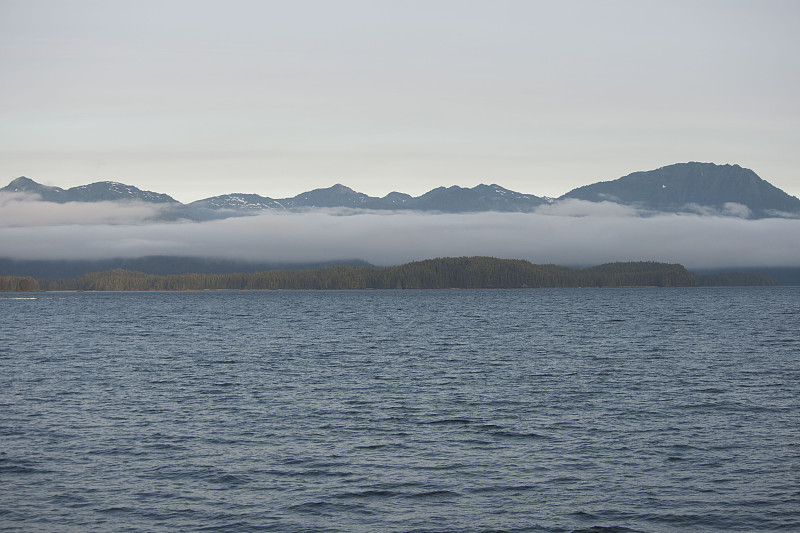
[2,288,799,532]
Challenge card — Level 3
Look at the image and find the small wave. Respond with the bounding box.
[0,464,42,474]
[332,489,400,499]
[470,484,540,494]
[0,456,50,475]
[353,442,408,450]
[668,443,700,450]
[141,467,254,486]
[415,463,467,471]
[461,438,494,445]
[548,476,582,483]
[491,430,549,439]
[405,489,461,499]
[214,473,252,486]
[49,493,88,505]
[281,457,311,465]
[143,442,188,451]
[422,418,475,425]
[287,500,368,516]
[570,527,643,533]
[294,469,352,478]
[640,511,739,528]
[97,506,135,514]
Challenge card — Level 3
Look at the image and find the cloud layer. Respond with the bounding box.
[2,195,799,269]
[0,192,169,226]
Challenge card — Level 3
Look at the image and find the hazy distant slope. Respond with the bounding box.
[0,256,371,279]
[405,184,544,212]
[4,162,799,218]
[33,258,701,291]
[1,176,66,202]
[1,176,177,204]
[279,183,545,212]
[561,162,800,217]
[187,193,286,211]
[287,184,373,208]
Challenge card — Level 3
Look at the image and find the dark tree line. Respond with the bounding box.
[0,275,40,292]
[25,258,702,291]
[3,257,781,292]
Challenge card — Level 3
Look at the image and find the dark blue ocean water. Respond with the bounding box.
[1,288,799,532]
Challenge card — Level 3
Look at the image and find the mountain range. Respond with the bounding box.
[3,162,799,219]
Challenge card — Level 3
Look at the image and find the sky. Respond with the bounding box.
[1,0,799,203]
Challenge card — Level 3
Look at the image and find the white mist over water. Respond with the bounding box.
[1,194,800,269]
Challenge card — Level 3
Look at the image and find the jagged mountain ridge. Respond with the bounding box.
[189,193,285,210]
[2,176,178,204]
[561,162,800,218]
[3,162,799,218]
[186,182,545,214]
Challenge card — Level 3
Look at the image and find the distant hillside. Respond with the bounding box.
[402,184,543,213]
[561,162,800,217]
[694,272,781,287]
[0,256,371,279]
[4,257,785,292]
[692,267,800,286]
[1,176,177,204]
[184,183,545,216]
[31,259,697,291]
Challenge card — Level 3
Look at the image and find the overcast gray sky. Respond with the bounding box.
[1,0,798,203]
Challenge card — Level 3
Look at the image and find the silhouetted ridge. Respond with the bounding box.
[3,162,799,218]
[32,258,704,291]
[561,162,800,217]
[0,177,177,203]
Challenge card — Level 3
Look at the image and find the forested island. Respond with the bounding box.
[1,258,781,292]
